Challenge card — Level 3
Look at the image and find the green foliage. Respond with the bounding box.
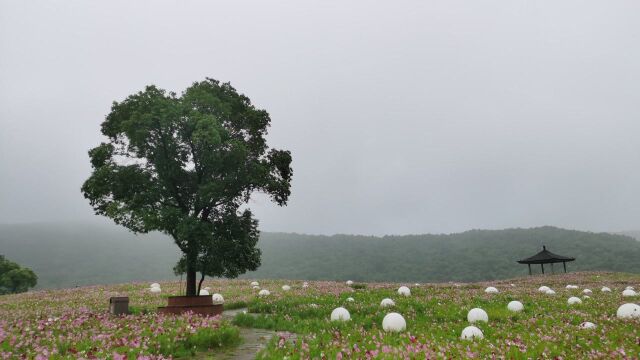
[81,78,292,294]
[0,255,37,294]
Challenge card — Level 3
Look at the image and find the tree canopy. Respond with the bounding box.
[82,78,292,295]
[0,255,37,294]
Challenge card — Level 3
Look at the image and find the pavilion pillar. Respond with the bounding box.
[541,263,544,274]
[563,261,567,273]
[528,264,532,275]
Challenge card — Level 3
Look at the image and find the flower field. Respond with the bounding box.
[1,272,639,359]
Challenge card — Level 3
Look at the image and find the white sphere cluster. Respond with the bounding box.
[545,289,556,295]
[507,301,524,312]
[601,286,611,293]
[566,285,578,290]
[380,298,395,308]
[199,289,210,296]
[346,297,355,302]
[382,313,406,332]
[258,289,270,297]
[625,286,635,291]
[582,289,592,295]
[567,296,582,305]
[250,281,259,287]
[467,308,488,323]
[346,280,354,286]
[580,322,596,329]
[460,326,483,340]
[484,287,499,294]
[398,286,411,297]
[330,307,351,321]
[538,286,551,293]
[616,303,640,319]
[282,285,291,291]
[211,293,224,304]
[150,286,161,294]
[150,283,160,289]
[622,289,637,297]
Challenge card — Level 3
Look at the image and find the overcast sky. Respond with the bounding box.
[1,1,640,235]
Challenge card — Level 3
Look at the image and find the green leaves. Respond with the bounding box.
[82,78,293,292]
[0,255,37,294]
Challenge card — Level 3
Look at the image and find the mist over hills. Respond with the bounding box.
[1,222,639,289]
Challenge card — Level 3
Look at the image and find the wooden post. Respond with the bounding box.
[563,261,567,273]
[528,264,532,275]
[541,263,545,274]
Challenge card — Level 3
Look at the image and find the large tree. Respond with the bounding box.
[82,78,292,296]
[0,255,38,294]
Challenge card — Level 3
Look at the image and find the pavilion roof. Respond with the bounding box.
[517,246,575,264]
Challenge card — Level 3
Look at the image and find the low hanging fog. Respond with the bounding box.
[1,1,640,235]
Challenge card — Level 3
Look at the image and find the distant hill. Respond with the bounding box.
[618,231,640,241]
[1,223,639,289]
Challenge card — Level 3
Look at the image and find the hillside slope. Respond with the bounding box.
[1,223,639,288]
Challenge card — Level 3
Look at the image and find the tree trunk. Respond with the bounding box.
[197,272,205,295]
[186,250,197,296]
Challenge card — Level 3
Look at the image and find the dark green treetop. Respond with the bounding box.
[82,78,292,295]
[0,255,38,294]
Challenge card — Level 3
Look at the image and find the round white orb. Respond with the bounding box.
[507,301,524,312]
[622,289,637,297]
[398,286,411,297]
[382,312,406,332]
[346,297,355,302]
[282,285,291,291]
[566,285,578,290]
[250,281,259,287]
[484,286,499,294]
[380,298,395,308]
[330,307,351,321]
[258,289,270,297]
[467,308,488,323]
[346,280,354,286]
[625,286,635,291]
[150,283,160,289]
[580,321,596,329]
[616,303,640,319]
[538,286,551,293]
[582,289,592,295]
[601,286,611,292]
[460,326,484,340]
[545,289,556,295]
[199,289,210,296]
[211,293,224,304]
[150,287,161,293]
[567,296,582,305]
[252,285,260,290]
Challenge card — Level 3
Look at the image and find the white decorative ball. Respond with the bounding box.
[211,293,224,304]
[252,285,260,290]
[258,289,270,297]
[460,326,484,340]
[330,307,351,321]
[538,286,550,293]
[382,312,406,332]
[150,283,160,289]
[567,296,582,305]
[380,298,395,308]
[616,303,640,319]
[250,281,259,287]
[346,280,354,286]
[507,301,524,312]
[601,286,611,292]
[484,287,499,294]
[199,289,210,296]
[580,321,596,329]
[622,289,637,297]
[282,285,291,291]
[566,285,578,289]
[398,286,411,297]
[467,308,488,323]
[346,297,355,302]
[625,286,635,291]
[149,287,161,293]
[545,289,556,295]
[582,289,592,295]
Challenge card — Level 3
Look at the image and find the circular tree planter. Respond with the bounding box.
[158,295,223,316]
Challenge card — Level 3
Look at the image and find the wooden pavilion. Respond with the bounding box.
[517,246,575,275]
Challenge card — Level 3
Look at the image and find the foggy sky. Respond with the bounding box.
[1,1,640,236]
